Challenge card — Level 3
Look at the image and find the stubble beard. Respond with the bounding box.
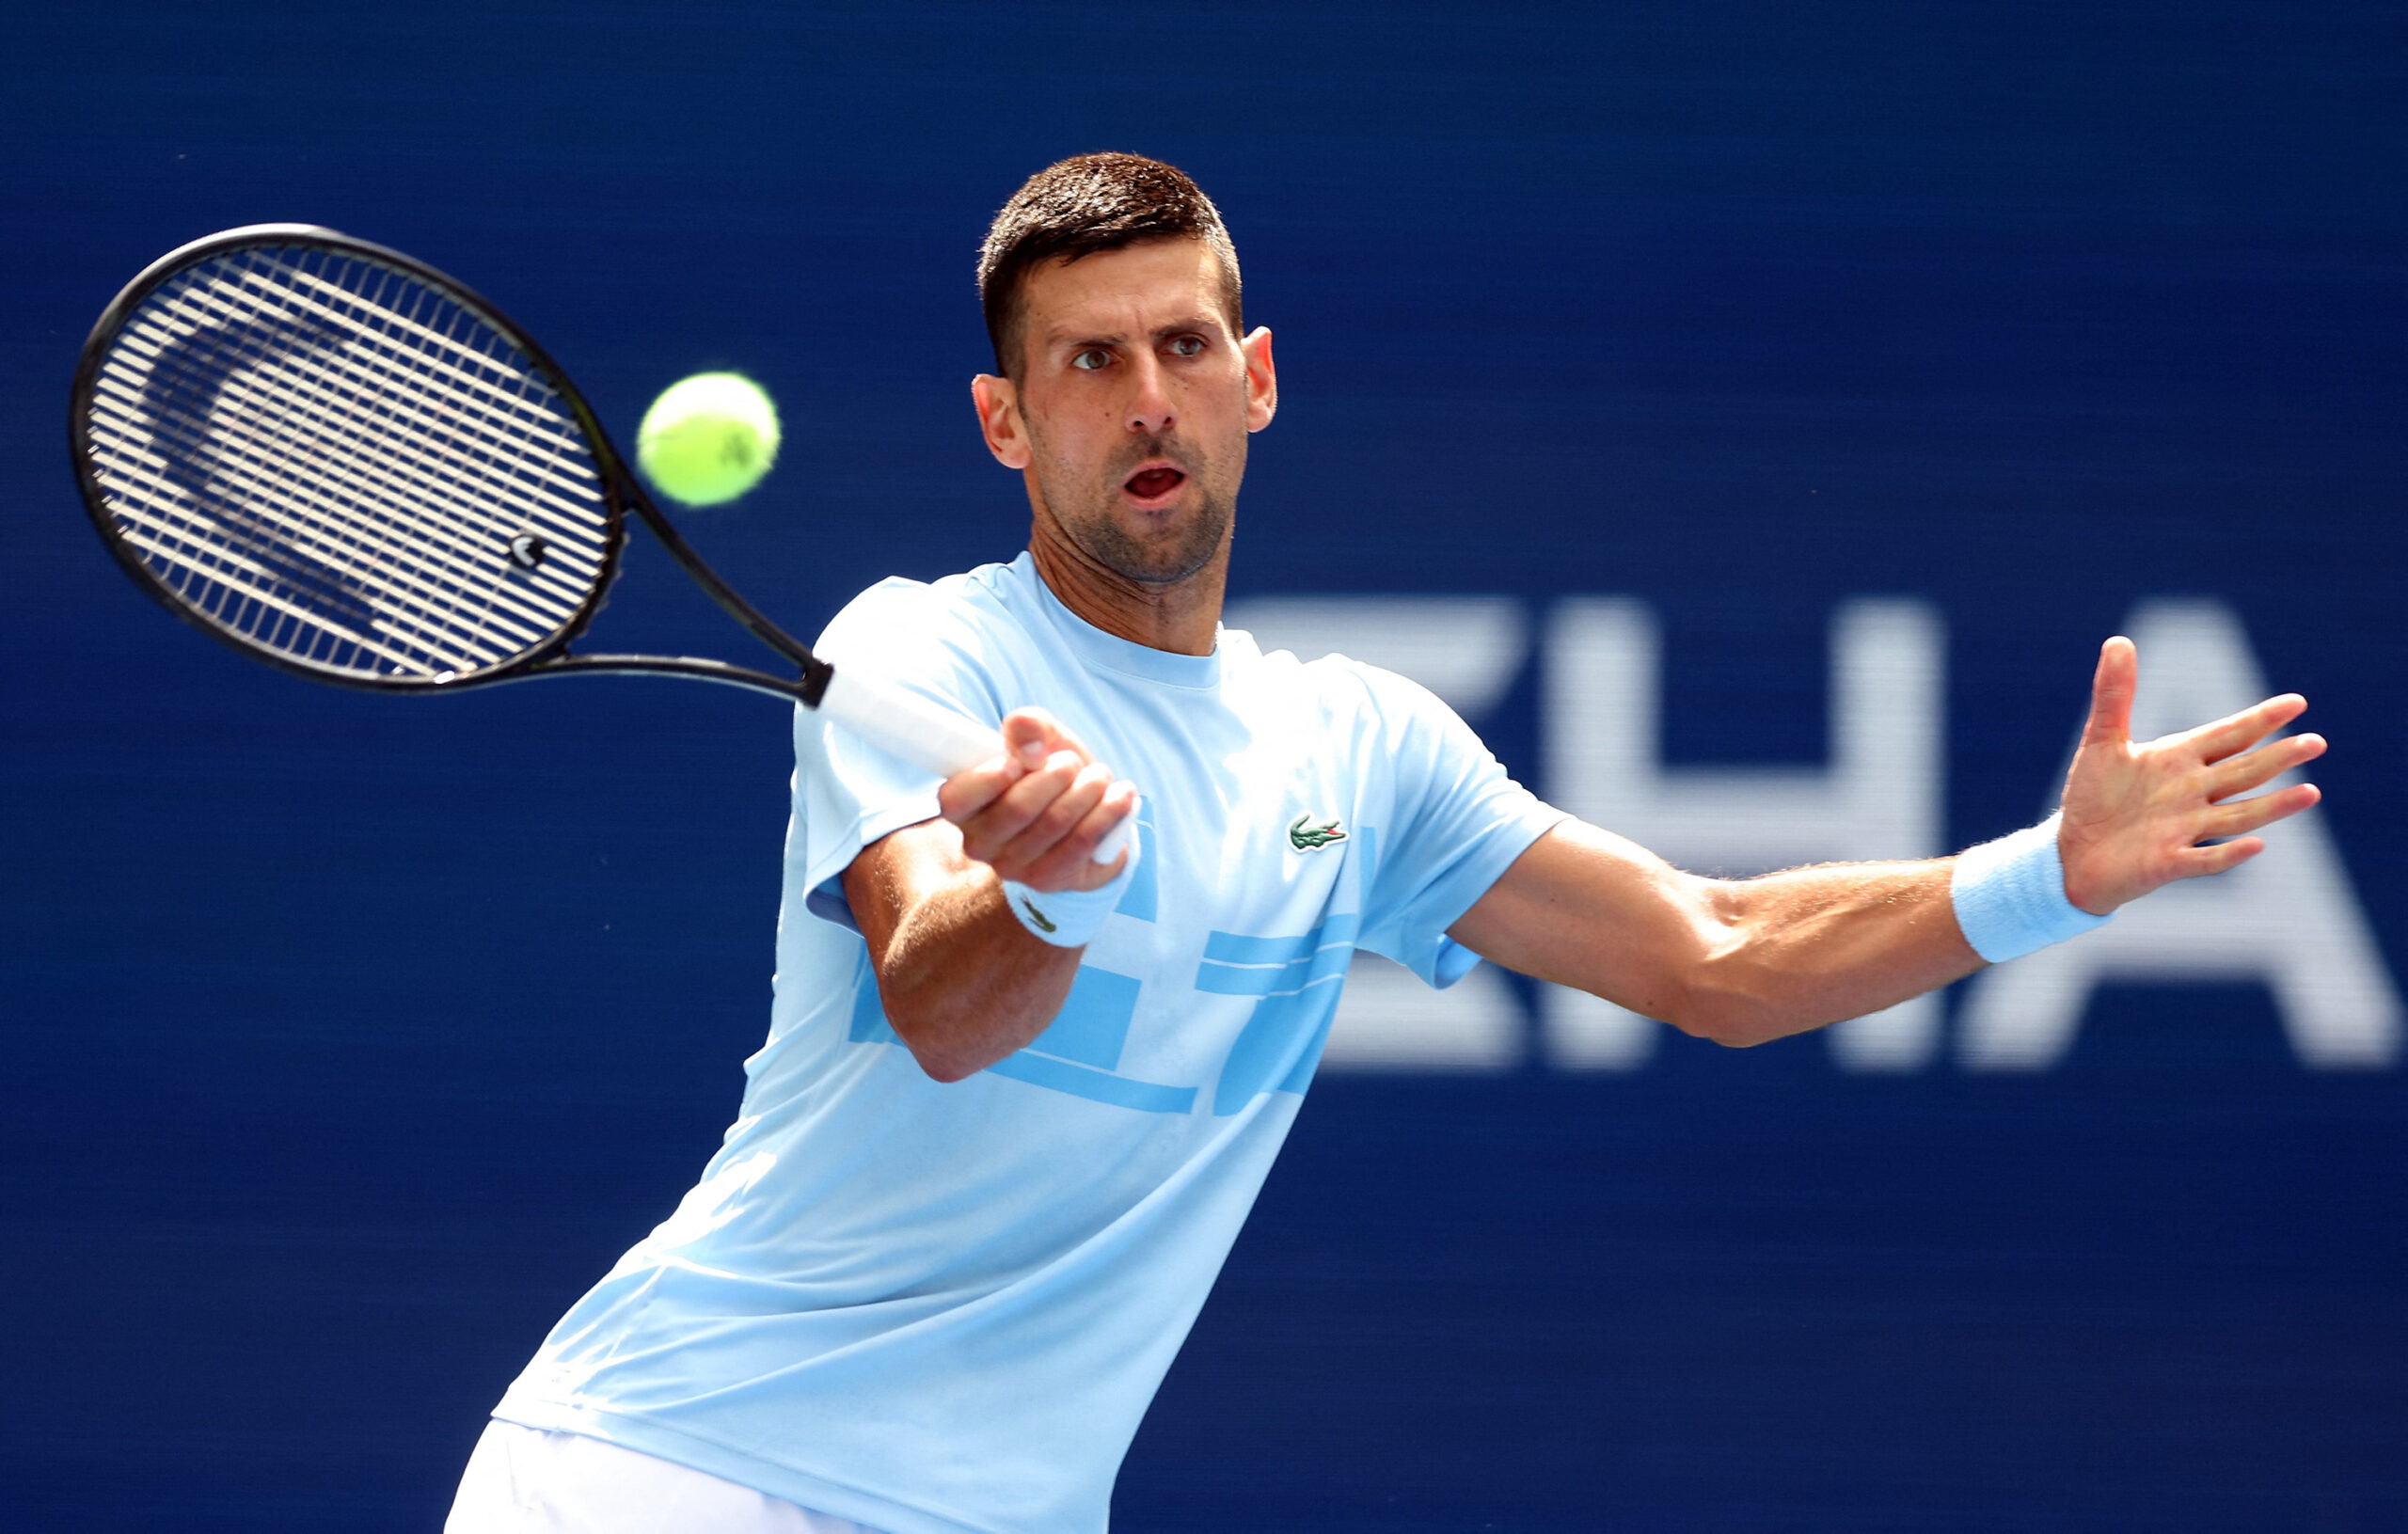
[1029,426,1239,588]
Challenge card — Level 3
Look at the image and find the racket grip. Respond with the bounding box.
[816,668,1131,866]
[817,666,998,777]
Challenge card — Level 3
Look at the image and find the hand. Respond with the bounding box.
[2057,636,2326,915]
[936,706,1135,894]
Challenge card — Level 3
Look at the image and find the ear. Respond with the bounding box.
[971,372,1031,470]
[1242,326,1277,432]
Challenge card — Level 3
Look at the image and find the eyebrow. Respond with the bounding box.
[1042,316,1223,350]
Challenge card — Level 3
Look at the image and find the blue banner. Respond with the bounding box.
[2,3,2400,1529]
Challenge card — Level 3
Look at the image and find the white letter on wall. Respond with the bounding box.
[1225,597,1530,1071]
[1957,601,2400,1071]
[1543,598,1947,1070]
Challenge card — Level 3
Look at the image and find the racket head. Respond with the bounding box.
[70,225,628,690]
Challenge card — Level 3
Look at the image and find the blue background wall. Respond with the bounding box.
[3,3,2402,1528]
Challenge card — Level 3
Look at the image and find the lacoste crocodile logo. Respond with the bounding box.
[1288,813,1348,852]
[1018,896,1057,934]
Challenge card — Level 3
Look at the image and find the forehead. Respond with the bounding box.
[1019,237,1231,340]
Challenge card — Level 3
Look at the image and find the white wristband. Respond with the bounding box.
[1950,812,2111,964]
[1000,809,1143,949]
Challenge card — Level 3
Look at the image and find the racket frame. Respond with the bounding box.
[69,223,835,709]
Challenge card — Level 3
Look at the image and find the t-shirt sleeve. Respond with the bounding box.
[792,577,1008,934]
[1348,665,1569,988]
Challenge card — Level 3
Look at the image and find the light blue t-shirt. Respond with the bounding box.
[495,553,1565,1534]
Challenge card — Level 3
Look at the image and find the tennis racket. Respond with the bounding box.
[69,224,1126,862]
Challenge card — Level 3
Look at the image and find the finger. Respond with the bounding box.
[1005,760,1117,871]
[2206,732,2325,801]
[1028,780,1140,892]
[1000,706,1063,769]
[999,706,1095,770]
[2172,835,2264,879]
[935,751,1026,825]
[2203,782,2321,840]
[2183,693,2308,766]
[957,750,1085,861]
[2082,637,2137,747]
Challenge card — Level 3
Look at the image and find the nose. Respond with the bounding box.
[1124,350,1175,437]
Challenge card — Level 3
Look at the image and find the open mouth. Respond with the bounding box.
[1124,467,1185,500]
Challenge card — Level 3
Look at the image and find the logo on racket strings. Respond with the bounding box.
[507,532,548,569]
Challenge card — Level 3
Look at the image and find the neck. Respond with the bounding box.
[1026,520,1228,657]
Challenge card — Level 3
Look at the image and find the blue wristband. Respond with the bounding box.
[1949,812,2111,964]
[1000,810,1143,949]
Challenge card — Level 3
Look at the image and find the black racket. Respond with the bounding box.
[70,224,1124,859]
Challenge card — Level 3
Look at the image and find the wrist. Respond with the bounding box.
[1000,821,1143,949]
[1950,812,2112,964]
[2054,822,2118,918]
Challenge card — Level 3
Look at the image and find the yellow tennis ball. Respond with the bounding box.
[635,372,781,507]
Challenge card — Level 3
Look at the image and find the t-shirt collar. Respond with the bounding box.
[1012,551,1223,689]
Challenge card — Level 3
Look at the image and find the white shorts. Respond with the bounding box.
[444,1419,887,1534]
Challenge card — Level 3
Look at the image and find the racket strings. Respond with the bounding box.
[80,241,614,679]
[87,262,568,673]
[89,284,505,668]
[96,353,560,660]
[121,266,599,560]
[100,324,577,650]
[216,252,610,528]
[153,245,599,656]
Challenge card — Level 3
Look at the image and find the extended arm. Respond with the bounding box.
[1451,636,2327,1047]
[1450,823,1975,1046]
[842,709,1134,1082]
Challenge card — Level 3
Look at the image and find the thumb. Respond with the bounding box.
[2083,636,2137,747]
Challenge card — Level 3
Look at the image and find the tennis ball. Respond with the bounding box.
[635,372,781,507]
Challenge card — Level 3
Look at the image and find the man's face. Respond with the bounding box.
[977,238,1275,587]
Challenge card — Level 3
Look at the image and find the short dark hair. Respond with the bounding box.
[977,152,1242,378]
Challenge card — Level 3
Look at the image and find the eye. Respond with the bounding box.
[1168,335,1205,357]
[1070,348,1111,372]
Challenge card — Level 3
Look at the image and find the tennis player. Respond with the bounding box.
[446,153,2326,1534]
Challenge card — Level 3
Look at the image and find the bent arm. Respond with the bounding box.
[841,706,1135,1083]
[1450,820,1981,1047]
[844,818,1085,1082]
